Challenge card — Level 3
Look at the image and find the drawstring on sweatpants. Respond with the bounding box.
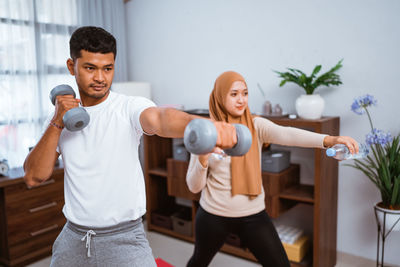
[81,230,96,257]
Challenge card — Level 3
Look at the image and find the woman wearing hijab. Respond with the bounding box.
[185,71,358,267]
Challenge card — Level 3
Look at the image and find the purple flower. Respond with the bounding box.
[351,94,377,115]
[365,128,392,146]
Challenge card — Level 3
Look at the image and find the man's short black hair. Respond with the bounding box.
[70,26,117,60]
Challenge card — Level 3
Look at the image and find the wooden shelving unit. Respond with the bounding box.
[144,116,340,267]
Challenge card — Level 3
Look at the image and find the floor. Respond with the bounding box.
[22,228,383,267]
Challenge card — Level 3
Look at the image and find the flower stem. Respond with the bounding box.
[364,107,374,131]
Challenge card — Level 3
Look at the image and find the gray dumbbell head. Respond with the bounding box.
[184,119,217,155]
[50,84,76,105]
[63,107,90,131]
[224,124,252,156]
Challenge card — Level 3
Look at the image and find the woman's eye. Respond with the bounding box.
[231,93,237,97]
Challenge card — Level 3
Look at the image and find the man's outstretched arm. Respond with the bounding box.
[140,107,237,149]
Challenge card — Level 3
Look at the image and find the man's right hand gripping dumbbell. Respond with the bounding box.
[49,84,90,131]
[184,119,252,156]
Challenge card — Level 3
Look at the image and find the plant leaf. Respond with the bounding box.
[311,65,322,77]
[391,176,400,206]
[311,59,343,91]
[274,59,343,94]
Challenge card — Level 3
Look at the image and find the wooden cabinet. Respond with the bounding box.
[0,167,65,267]
[144,116,339,267]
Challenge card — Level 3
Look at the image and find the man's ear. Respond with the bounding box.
[66,58,75,75]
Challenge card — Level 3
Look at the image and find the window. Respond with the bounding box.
[0,0,78,167]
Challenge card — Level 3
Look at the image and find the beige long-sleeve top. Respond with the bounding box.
[186,117,328,217]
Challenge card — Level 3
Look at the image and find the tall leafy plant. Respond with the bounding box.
[347,95,400,210]
[275,59,343,95]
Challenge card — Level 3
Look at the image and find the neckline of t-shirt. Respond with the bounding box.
[81,91,114,111]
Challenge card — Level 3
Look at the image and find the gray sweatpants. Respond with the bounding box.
[50,218,157,267]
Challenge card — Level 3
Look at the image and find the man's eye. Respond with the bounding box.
[105,67,113,71]
[86,67,94,70]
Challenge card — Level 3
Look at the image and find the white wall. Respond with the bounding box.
[125,0,400,264]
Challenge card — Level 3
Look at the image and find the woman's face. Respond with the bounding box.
[224,81,248,117]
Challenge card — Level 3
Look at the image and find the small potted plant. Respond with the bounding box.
[347,94,400,232]
[274,59,343,119]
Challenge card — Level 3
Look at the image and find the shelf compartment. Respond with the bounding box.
[148,168,168,177]
[262,164,300,196]
[279,185,314,204]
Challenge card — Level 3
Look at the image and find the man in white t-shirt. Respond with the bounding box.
[23,26,237,267]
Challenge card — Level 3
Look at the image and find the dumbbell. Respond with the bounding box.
[49,84,90,131]
[183,119,252,156]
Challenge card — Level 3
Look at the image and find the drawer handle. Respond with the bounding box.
[29,201,57,213]
[27,179,56,189]
[38,179,56,187]
[30,224,59,236]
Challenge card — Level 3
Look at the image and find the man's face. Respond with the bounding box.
[67,50,115,105]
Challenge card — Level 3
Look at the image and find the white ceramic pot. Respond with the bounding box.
[375,203,400,232]
[295,94,325,120]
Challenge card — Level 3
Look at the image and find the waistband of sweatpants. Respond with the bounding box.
[66,218,142,237]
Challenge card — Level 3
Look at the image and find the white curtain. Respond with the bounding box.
[77,0,128,82]
[0,0,127,168]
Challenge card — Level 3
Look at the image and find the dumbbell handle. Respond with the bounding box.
[49,85,90,132]
[183,119,252,156]
[224,124,252,156]
[50,84,76,105]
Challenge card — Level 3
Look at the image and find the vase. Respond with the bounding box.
[263,100,272,115]
[295,94,325,120]
[375,202,400,232]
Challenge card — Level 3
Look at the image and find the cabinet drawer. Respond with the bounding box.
[7,206,65,246]
[5,173,63,205]
[5,175,63,204]
[6,188,64,220]
[6,193,64,226]
[9,223,63,261]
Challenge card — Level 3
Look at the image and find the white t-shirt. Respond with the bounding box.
[45,91,156,227]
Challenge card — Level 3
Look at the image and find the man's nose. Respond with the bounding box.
[94,70,105,82]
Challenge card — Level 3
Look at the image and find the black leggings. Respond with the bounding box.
[186,206,290,267]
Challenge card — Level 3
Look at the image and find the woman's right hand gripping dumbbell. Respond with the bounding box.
[49,84,90,131]
[183,119,252,166]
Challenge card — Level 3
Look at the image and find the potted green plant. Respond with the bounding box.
[347,94,400,231]
[274,59,343,119]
